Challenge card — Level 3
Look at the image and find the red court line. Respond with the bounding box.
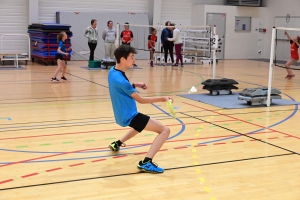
[232,141,245,143]
[45,167,62,172]
[0,132,276,169]
[21,173,39,178]
[0,179,13,184]
[69,163,85,167]
[213,142,226,145]
[268,137,279,139]
[0,147,101,168]
[174,146,188,149]
[0,120,236,141]
[112,155,127,159]
[183,102,300,140]
[91,159,107,163]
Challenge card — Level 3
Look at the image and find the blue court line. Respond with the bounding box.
[0,119,115,131]
[0,94,297,165]
[0,117,11,120]
[0,104,186,164]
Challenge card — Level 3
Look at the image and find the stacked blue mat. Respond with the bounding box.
[28,23,72,60]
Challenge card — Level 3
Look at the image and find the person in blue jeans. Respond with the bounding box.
[108,44,172,173]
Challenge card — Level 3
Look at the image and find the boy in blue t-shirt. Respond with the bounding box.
[108,44,172,173]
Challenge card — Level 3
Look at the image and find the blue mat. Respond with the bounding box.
[81,66,142,70]
[0,66,25,70]
[178,92,300,109]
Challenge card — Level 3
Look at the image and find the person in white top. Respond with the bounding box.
[168,23,183,67]
[102,20,117,58]
[84,19,98,61]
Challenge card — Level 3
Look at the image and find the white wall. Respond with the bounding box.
[161,0,225,26]
[38,0,150,23]
[192,5,267,59]
[262,0,300,59]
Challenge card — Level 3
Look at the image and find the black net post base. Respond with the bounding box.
[201,78,239,96]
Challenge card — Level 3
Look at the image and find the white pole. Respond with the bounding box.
[116,23,120,48]
[267,28,276,107]
[212,25,217,79]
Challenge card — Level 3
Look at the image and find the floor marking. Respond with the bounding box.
[16,146,28,148]
[62,142,73,144]
[84,140,95,142]
[21,173,39,178]
[40,143,51,146]
[0,136,292,185]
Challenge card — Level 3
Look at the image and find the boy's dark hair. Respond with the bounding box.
[107,20,113,26]
[91,19,97,25]
[170,23,175,27]
[114,44,137,63]
[165,21,171,26]
[151,28,156,32]
[297,36,300,43]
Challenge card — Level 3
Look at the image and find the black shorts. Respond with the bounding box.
[122,42,130,46]
[55,54,64,61]
[129,113,150,132]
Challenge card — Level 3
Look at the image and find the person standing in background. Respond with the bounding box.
[102,20,117,58]
[120,22,134,45]
[168,23,183,67]
[84,19,98,61]
[161,21,174,66]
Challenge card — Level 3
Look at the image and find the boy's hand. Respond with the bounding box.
[135,82,147,90]
[162,96,173,103]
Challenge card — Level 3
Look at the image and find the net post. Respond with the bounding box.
[267,27,276,107]
[116,23,120,48]
[212,25,217,79]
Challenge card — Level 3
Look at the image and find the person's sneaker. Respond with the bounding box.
[163,62,167,66]
[61,76,67,81]
[137,160,164,173]
[181,64,184,67]
[51,77,59,82]
[108,141,125,152]
[150,60,154,67]
[287,74,295,79]
[172,63,178,67]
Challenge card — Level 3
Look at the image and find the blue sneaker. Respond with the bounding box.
[137,160,164,173]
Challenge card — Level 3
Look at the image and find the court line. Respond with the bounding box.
[0,103,186,167]
[183,102,300,140]
[0,120,232,142]
[181,106,300,155]
[0,131,275,164]
[0,107,292,128]
[0,153,294,191]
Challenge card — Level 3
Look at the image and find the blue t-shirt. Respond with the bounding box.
[57,40,66,55]
[108,66,138,127]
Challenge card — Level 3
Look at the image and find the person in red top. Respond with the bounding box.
[284,31,300,79]
[148,28,157,67]
[120,22,134,45]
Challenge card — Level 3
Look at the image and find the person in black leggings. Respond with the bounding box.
[160,21,174,65]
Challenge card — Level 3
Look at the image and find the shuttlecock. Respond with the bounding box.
[188,86,197,93]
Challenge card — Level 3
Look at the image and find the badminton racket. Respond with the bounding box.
[166,99,176,118]
[286,14,290,27]
[70,50,90,55]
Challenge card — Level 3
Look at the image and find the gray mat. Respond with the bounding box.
[81,66,143,70]
[178,93,300,109]
[0,66,25,70]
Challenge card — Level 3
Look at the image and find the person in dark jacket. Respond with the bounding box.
[160,21,174,66]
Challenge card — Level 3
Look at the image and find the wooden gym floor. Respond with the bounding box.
[0,59,299,200]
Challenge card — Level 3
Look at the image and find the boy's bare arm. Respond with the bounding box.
[131,92,172,104]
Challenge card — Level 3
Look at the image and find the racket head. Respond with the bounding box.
[286,14,290,23]
[166,100,176,118]
[79,51,90,55]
